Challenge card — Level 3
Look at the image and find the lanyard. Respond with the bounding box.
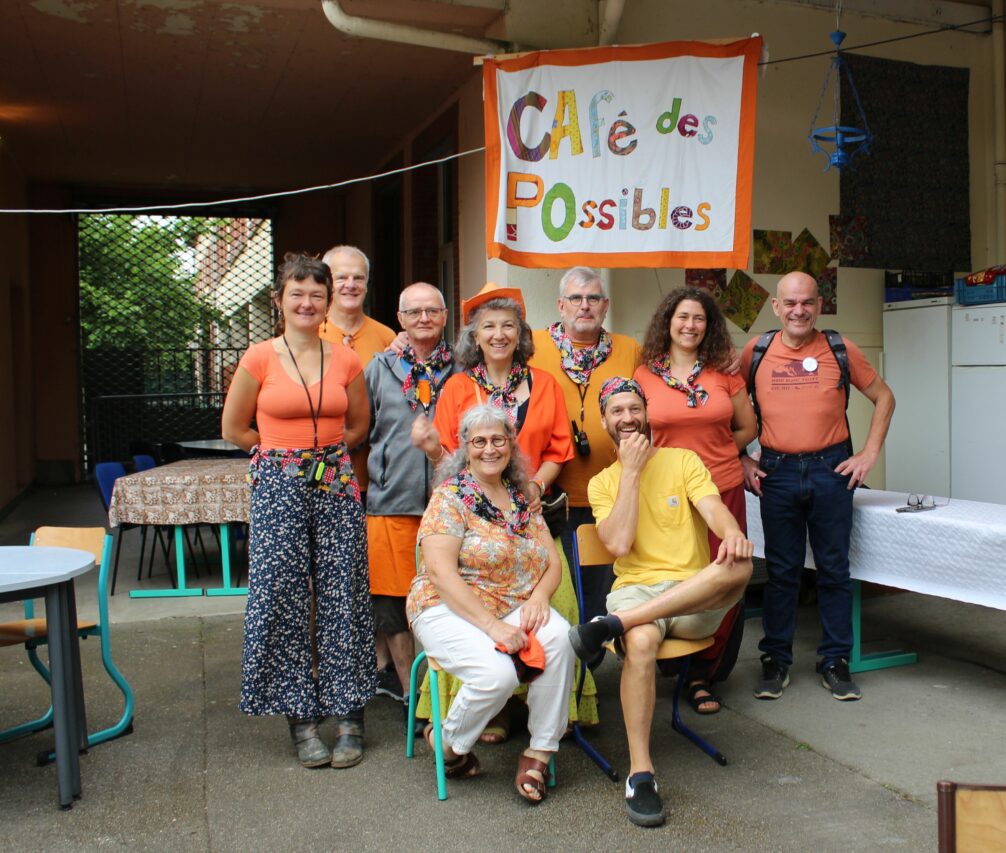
[282,336,324,449]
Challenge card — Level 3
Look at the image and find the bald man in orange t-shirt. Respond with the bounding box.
[740,272,894,703]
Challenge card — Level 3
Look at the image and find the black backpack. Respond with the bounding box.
[747,329,852,454]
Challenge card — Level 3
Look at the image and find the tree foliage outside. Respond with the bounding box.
[79,214,222,350]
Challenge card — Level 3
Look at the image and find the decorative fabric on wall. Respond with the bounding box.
[685,267,727,294]
[839,54,970,270]
[483,38,762,269]
[818,266,838,315]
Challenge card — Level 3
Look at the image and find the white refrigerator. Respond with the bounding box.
[882,298,952,496]
[951,303,1006,503]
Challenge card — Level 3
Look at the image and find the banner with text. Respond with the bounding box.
[483,38,761,269]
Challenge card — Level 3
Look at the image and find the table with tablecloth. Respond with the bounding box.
[108,459,250,598]
[746,488,1006,671]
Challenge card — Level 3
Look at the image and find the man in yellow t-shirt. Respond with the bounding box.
[529,266,642,621]
[572,377,753,829]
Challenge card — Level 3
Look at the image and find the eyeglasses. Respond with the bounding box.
[399,307,446,319]
[562,294,606,306]
[896,493,943,513]
[468,435,508,449]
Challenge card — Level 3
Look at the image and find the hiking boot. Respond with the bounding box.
[820,659,862,700]
[375,665,404,703]
[287,717,331,768]
[331,710,365,768]
[753,654,790,700]
[625,772,666,827]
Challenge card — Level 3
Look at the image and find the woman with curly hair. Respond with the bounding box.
[633,287,757,714]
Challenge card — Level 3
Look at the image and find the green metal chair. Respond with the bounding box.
[0,527,136,760]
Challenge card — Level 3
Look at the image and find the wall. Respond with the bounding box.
[0,146,32,505]
[450,0,999,488]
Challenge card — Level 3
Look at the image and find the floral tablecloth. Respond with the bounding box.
[108,459,250,527]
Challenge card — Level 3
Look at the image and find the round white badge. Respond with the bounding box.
[802,356,819,372]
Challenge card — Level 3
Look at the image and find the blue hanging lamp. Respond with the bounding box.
[808,2,872,171]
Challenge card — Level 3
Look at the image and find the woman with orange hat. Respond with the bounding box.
[411,282,598,740]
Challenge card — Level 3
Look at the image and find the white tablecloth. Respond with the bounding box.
[746,489,1006,611]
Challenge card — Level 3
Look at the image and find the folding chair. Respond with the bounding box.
[571,523,728,780]
[937,780,1006,852]
[0,527,136,760]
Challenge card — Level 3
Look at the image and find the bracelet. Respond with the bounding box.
[531,477,546,495]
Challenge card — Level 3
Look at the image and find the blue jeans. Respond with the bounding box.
[757,443,855,669]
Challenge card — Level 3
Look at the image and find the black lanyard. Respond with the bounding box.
[282,336,324,449]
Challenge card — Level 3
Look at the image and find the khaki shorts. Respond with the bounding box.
[606,580,730,642]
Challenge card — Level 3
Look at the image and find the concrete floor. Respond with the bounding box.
[1,485,1005,851]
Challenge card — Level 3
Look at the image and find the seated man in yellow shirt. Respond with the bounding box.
[571,377,753,829]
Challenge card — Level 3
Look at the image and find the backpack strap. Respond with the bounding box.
[822,329,853,455]
[747,329,778,438]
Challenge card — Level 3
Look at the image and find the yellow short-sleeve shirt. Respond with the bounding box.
[588,447,720,588]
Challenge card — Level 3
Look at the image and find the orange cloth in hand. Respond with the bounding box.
[495,630,546,683]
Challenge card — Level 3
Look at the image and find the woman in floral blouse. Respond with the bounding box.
[407,404,575,803]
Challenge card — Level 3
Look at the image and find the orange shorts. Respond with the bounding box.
[366,515,421,597]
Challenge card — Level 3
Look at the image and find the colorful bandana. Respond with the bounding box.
[446,468,531,537]
[598,377,646,414]
[467,361,530,423]
[401,338,452,412]
[547,321,612,386]
[647,355,709,408]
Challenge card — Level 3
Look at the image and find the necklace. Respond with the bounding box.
[282,336,324,448]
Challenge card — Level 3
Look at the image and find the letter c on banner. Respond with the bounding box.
[507,92,550,162]
[541,182,576,242]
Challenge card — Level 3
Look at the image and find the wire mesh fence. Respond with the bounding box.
[79,214,275,470]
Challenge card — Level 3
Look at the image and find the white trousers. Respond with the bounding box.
[411,603,575,755]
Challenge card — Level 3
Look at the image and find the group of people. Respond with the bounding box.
[221,249,895,827]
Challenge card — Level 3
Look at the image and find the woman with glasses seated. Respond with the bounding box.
[411,282,598,742]
[632,287,757,714]
[408,404,575,802]
[222,253,375,769]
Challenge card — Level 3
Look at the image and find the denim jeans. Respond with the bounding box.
[757,442,855,669]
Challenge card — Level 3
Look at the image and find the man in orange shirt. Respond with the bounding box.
[740,272,895,702]
[319,245,397,695]
[529,266,641,623]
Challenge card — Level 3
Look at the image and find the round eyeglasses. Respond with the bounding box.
[468,435,508,449]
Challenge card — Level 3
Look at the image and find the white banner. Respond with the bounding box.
[483,38,761,269]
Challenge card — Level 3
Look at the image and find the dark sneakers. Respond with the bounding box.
[820,659,862,700]
[568,615,623,669]
[625,772,666,827]
[753,654,790,700]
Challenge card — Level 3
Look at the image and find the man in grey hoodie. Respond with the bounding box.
[364,282,454,726]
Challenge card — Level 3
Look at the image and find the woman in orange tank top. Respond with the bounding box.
[222,253,374,769]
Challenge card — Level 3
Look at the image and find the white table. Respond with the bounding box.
[177,439,243,455]
[746,489,1006,672]
[1,546,96,808]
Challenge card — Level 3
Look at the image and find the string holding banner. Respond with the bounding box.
[483,38,762,270]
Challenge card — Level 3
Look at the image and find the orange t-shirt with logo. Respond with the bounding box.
[740,331,877,454]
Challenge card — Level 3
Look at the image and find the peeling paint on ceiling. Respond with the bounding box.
[222,4,266,33]
[158,12,196,34]
[30,0,97,24]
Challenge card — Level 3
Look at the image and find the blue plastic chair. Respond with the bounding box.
[0,527,135,757]
[96,462,135,596]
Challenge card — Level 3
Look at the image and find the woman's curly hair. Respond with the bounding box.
[640,287,734,370]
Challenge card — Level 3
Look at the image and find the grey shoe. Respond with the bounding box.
[331,710,364,768]
[753,654,790,700]
[287,717,332,768]
[820,659,862,700]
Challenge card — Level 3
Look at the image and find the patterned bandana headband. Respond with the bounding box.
[598,377,646,414]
